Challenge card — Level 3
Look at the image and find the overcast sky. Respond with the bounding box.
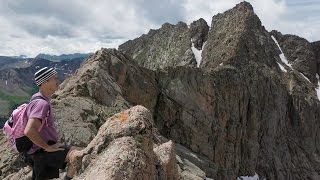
[0,0,319,57]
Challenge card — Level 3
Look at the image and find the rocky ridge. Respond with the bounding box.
[311,41,320,76]
[119,19,209,69]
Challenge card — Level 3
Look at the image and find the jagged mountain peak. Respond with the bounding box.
[161,21,188,29]
[119,1,272,71]
[201,0,273,70]
[119,18,210,69]
[235,1,254,11]
[190,18,209,50]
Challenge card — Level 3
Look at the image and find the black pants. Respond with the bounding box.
[22,142,71,180]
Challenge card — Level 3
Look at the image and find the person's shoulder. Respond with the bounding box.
[32,98,49,105]
[31,93,49,103]
[30,95,50,107]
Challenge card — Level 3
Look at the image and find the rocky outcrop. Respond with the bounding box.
[190,18,209,50]
[74,106,178,180]
[50,49,159,146]
[50,50,130,146]
[119,22,195,69]
[201,2,278,69]
[119,20,209,69]
[271,30,318,83]
[0,130,24,179]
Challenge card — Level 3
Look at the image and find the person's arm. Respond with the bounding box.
[24,118,63,152]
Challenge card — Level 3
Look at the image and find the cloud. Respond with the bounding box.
[183,0,240,24]
[2,1,87,38]
[0,0,154,56]
[0,0,319,57]
[248,0,287,30]
[183,0,320,42]
[182,0,287,30]
[278,0,320,41]
[132,0,185,24]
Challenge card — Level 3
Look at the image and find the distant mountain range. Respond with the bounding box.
[0,53,91,69]
[35,53,91,62]
[0,53,90,124]
[0,56,23,68]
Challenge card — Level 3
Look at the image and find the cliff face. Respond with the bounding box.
[1,1,320,180]
[119,19,209,69]
[311,41,320,76]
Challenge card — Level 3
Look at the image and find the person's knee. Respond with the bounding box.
[65,146,82,163]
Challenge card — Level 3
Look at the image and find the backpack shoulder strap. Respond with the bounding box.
[30,96,46,102]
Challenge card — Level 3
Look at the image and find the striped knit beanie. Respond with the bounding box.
[34,67,57,86]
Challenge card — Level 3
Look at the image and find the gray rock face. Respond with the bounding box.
[311,41,320,76]
[119,20,210,69]
[119,22,194,69]
[190,18,209,50]
[51,48,160,146]
[271,30,318,83]
[201,1,277,69]
[74,106,179,180]
[0,130,23,179]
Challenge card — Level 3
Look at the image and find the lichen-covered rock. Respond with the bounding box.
[74,106,178,180]
[119,22,197,69]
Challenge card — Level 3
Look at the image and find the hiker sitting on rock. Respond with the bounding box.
[23,67,82,180]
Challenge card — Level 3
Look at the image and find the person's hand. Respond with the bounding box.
[44,143,65,152]
[53,142,64,148]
